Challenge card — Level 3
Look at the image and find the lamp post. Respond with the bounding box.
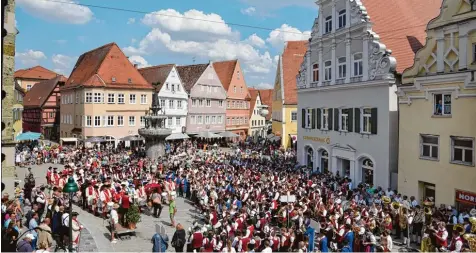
[63,177,79,252]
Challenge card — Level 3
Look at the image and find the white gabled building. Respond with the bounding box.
[248,88,269,139]
[139,64,188,134]
[296,0,440,190]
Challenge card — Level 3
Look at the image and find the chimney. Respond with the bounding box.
[134,64,138,69]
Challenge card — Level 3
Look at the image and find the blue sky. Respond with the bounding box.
[15,0,317,88]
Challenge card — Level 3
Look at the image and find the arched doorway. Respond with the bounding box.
[320,150,329,173]
[361,158,374,185]
[305,146,314,170]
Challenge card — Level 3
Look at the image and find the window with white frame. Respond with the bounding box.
[232,101,236,108]
[117,116,124,126]
[85,92,93,103]
[166,83,170,90]
[191,115,196,124]
[211,116,216,124]
[176,117,181,126]
[85,116,92,127]
[171,84,175,92]
[324,61,332,81]
[76,93,79,104]
[197,115,203,124]
[338,9,346,28]
[27,85,32,91]
[160,99,166,108]
[108,93,115,104]
[218,116,222,124]
[205,116,210,124]
[433,94,451,115]
[107,116,114,126]
[94,116,101,127]
[244,118,248,124]
[129,116,136,126]
[420,134,439,160]
[206,99,211,107]
[353,53,363,76]
[232,118,236,125]
[140,94,147,104]
[234,86,237,93]
[227,117,231,125]
[177,100,182,109]
[177,84,180,92]
[199,99,203,107]
[325,16,332,34]
[129,94,136,104]
[312,64,319,82]
[94,93,102,103]
[140,116,145,127]
[192,99,197,107]
[168,117,173,126]
[219,101,223,107]
[169,99,174,109]
[118,94,125,104]
[322,108,329,130]
[340,108,350,131]
[338,57,346,79]
[451,136,474,165]
[362,108,372,133]
[291,111,297,121]
[306,108,312,128]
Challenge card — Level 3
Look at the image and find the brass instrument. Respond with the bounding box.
[423,200,434,207]
[392,202,400,210]
[463,233,476,252]
[353,225,361,233]
[470,217,476,233]
[399,206,407,230]
[424,206,432,215]
[453,223,465,235]
[381,196,391,205]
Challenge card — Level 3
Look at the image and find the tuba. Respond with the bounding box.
[392,201,400,210]
[399,207,407,230]
[453,224,465,235]
[463,233,476,252]
[381,196,391,205]
[470,217,476,233]
[424,206,432,215]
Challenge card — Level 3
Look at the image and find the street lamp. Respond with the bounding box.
[63,177,79,252]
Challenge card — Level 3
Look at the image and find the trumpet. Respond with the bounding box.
[381,196,391,205]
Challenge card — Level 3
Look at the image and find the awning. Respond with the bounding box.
[84,136,105,143]
[165,133,190,141]
[60,137,78,142]
[16,131,41,141]
[218,131,239,138]
[120,135,144,141]
[195,131,221,139]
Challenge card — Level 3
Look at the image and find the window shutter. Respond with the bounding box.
[371,108,378,134]
[328,108,333,130]
[317,108,322,130]
[354,108,361,133]
[312,109,316,129]
[348,108,354,132]
[334,108,339,131]
[302,109,306,128]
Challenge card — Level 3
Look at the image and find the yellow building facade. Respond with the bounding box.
[397,0,476,209]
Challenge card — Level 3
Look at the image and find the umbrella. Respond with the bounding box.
[165,133,190,141]
[83,136,106,143]
[120,135,144,141]
[218,131,239,138]
[16,131,41,141]
[196,131,221,139]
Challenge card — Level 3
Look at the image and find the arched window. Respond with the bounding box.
[321,150,329,173]
[306,147,314,169]
[362,158,374,185]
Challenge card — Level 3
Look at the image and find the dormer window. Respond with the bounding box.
[128,78,132,84]
[112,77,116,83]
[325,16,332,34]
[312,64,319,82]
[338,10,346,29]
[324,61,332,81]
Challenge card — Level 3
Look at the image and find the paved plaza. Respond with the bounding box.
[3,163,197,252]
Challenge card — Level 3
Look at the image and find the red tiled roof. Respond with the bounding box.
[138,64,175,92]
[23,75,66,108]
[14,66,59,80]
[282,41,307,105]
[257,89,273,121]
[63,42,153,90]
[248,88,259,116]
[361,0,442,73]
[176,64,209,92]
[213,60,237,91]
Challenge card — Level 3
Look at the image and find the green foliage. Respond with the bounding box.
[125,204,141,224]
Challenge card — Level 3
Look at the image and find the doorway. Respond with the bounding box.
[342,159,350,178]
[320,150,329,173]
[306,146,314,170]
[419,181,436,203]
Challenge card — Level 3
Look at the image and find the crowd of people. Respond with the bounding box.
[2,138,476,252]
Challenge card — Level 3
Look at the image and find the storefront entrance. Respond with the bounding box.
[419,181,436,203]
[455,189,476,212]
[319,150,329,173]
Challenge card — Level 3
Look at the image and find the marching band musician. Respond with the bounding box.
[99,184,112,217]
[413,205,425,244]
[448,227,463,253]
[434,222,449,250]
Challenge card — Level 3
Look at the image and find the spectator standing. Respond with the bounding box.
[17,233,34,252]
[37,217,54,250]
[28,212,39,250]
[169,197,177,227]
[171,223,186,252]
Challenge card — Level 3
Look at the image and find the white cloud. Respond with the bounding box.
[240,0,315,9]
[241,7,256,16]
[253,82,274,89]
[16,49,47,67]
[245,34,266,48]
[266,24,311,49]
[52,54,77,75]
[127,18,135,24]
[142,9,233,37]
[128,55,150,68]
[273,55,279,65]
[17,0,93,24]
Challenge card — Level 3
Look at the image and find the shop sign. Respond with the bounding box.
[303,136,331,144]
[455,190,476,205]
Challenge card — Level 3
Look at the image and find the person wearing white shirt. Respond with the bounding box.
[262,240,272,253]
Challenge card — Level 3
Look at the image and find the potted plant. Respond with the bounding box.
[125,204,141,229]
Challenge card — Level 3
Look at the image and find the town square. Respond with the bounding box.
[1,0,476,252]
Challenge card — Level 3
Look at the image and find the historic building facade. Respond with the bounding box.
[272,41,307,148]
[177,64,227,135]
[296,0,440,190]
[397,0,476,207]
[139,64,188,134]
[248,89,268,138]
[60,43,154,144]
